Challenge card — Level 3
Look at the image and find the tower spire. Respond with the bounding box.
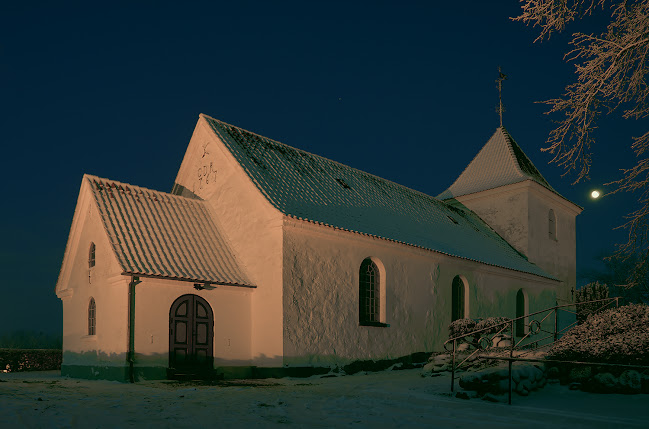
[496,67,507,127]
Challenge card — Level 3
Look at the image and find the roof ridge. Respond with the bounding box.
[498,127,526,177]
[201,114,448,209]
[499,127,555,192]
[83,173,202,202]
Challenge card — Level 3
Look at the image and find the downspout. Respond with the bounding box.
[128,276,142,383]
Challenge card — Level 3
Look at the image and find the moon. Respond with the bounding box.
[591,190,601,199]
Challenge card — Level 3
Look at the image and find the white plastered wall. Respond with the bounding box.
[455,183,530,257]
[133,278,252,369]
[455,180,581,305]
[173,116,284,366]
[526,186,580,305]
[56,181,129,367]
[282,218,559,366]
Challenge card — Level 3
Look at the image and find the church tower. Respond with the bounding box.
[437,127,582,305]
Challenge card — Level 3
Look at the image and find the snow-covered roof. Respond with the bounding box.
[437,127,559,200]
[86,174,253,287]
[202,115,556,280]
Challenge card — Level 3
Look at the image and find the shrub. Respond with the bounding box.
[576,281,611,324]
[547,304,649,365]
[475,317,511,336]
[0,349,62,372]
[448,319,476,339]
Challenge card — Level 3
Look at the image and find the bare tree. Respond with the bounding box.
[514,0,649,285]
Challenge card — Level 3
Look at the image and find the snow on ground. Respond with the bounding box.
[1,369,647,428]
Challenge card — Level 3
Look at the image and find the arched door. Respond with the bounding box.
[169,294,214,372]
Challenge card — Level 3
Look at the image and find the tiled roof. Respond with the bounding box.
[201,115,556,280]
[437,127,556,200]
[86,174,253,287]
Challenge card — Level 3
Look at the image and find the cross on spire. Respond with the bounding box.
[496,67,507,127]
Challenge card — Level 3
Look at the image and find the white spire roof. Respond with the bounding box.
[437,127,557,200]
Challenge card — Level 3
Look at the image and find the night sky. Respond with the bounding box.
[0,1,642,335]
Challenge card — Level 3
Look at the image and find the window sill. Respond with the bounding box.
[359,321,390,328]
[81,335,97,342]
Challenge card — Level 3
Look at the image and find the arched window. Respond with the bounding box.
[516,289,529,337]
[359,258,380,325]
[548,209,557,240]
[452,275,467,321]
[88,297,96,335]
[89,242,96,268]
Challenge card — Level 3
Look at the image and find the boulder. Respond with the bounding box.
[546,366,560,379]
[421,362,441,377]
[642,375,649,394]
[594,372,617,388]
[492,335,512,348]
[587,372,618,393]
[455,391,471,400]
[458,373,480,390]
[619,370,641,393]
[531,366,544,382]
[496,378,510,394]
[569,366,592,383]
[516,379,532,395]
[433,354,451,365]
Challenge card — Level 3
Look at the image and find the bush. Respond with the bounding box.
[448,319,476,339]
[475,317,511,336]
[547,304,649,365]
[0,349,62,372]
[576,281,611,324]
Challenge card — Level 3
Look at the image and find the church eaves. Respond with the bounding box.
[437,127,558,200]
[201,115,557,281]
[86,174,253,287]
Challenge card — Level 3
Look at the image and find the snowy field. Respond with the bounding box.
[1,369,647,428]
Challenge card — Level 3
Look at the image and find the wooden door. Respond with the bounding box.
[169,294,214,372]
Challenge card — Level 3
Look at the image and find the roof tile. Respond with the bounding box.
[87,174,253,287]
[437,127,556,199]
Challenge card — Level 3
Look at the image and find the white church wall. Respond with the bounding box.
[455,180,580,308]
[56,194,130,379]
[526,187,580,306]
[173,116,284,366]
[455,183,530,257]
[282,219,559,367]
[132,278,253,373]
[282,219,440,366]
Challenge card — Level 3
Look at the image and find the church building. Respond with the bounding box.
[55,114,581,381]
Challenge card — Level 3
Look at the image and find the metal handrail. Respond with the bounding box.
[444,297,618,344]
[443,296,621,404]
